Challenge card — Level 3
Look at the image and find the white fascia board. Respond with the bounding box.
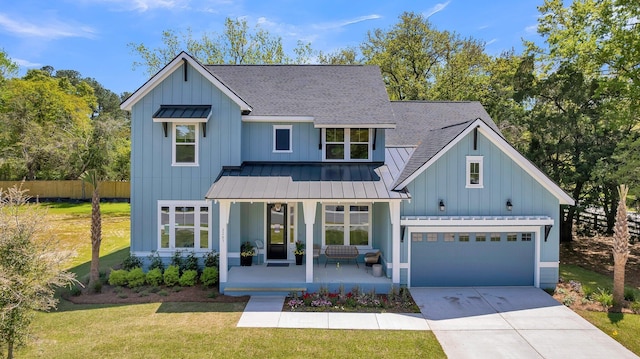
[394,119,575,205]
[206,197,405,203]
[242,115,314,122]
[313,123,396,129]
[120,52,252,113]
[401,216,554,227]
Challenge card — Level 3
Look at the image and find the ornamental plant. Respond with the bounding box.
[163,265,180,286]
[240,241,255,257]
[294,240,305,255]
[127,267,146,288]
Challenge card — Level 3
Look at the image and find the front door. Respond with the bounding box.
[267,203,287,260]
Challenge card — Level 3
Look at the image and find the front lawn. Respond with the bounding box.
[15,202,445,358]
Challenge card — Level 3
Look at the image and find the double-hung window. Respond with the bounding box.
[323,128,371,161]
[323,204,371,247]
[159,201,210,250]
[173,124,198,166]
[466,156,483,188]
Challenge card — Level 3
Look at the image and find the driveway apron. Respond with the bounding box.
[410,287,638,359]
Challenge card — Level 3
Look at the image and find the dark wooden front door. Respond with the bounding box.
[267,203,287,260]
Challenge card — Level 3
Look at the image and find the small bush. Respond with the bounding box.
[127,267,146,288]
[171,250,185,273]
[582,285,595,300]
[185,251,199,272]
[624,288,636,302]
[179,269,198,286]
[163,265,180,286]
[158,290,168,297]
[149,286,161,293]
[200,267,219,287]
[148,251,164,272]
[593,287,613,308]
[69,285,82,297]
[631,301,640,314]
[122,252,143,270]
[117,293,128,299]
[108,269,129,286]
[92,281,103,293]
[146,268,163,286]
[113,286,124,294]
[204,250,219,268]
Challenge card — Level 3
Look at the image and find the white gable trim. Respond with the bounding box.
[120,52,252,113]
[394,119,574,205]
[242,115,314,122]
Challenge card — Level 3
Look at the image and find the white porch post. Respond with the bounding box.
[389,200,401,284]
[302,200,317,283]
[218,200,231,283]
[535,226,542,288]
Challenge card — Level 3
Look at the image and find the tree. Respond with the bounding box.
[611,184,629,312]
[129,18,313,75]
[0,186,76,359]
[360,12,490,101]
[0,49,18,82]
[80,170,102,291]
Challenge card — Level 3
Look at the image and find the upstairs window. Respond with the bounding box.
[173,124,198,166]
[273,125,292,152]
[323,128,370,161]
[466,156,483,188]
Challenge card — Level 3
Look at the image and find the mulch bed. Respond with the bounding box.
[63,285,248,305]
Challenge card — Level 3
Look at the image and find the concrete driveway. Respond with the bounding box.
[410,287,638,359]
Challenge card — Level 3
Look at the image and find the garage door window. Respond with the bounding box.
[507,233,517,242]
[490,233,501,242]
[412,233,423,242]
[522,233,532,241]
[475,233,486,242]
[459,233,470,242]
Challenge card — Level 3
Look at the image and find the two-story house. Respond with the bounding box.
[121,52,573,295]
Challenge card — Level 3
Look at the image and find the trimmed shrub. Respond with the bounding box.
[200,267,218,287]
[146,268,163,286]
[624,288,636,302]
[148,251,164,272]
[122,253,143,271]
[127,267,146,288]
[185,251,199,272]
[163,265,180,286]
[179,269,198,287]
[108,269,129,287]
[204,250,219,268]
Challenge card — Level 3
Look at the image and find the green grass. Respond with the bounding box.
[16,202,446,358]
[560,264,640,297]
[577,310,640,355]
[560,264,640,355]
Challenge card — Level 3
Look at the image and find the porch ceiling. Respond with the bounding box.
[206,162,410,201]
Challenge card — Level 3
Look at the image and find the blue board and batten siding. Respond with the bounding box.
[130,63,242,253]
[402,129,561,287]
[242,122,386,162]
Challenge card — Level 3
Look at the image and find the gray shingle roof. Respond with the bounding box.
[206,162,410,200]
[387,101,503,189]
[205,65,395,127]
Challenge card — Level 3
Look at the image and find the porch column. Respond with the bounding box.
[389,200,401,284]
[302,200,317,283]
[535,226,543,288]
[218,200,231,283]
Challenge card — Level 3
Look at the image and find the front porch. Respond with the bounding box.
[221,262,393,296]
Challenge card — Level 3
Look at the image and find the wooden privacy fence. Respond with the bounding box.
[574,209,640,242]
[0,181,130,200]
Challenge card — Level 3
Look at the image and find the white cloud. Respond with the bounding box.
[0,13,96,39]
[524,25,538,35]
[88,0,189,12]
[424,1,451,18]
[14,58,42,68]
[313,14,382,31]
[486,38,498,45]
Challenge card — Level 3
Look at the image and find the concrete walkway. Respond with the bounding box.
[236,288,638,358]
[236,295,428,330]
[411,287,638,359]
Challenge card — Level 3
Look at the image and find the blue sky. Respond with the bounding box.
[0,0,545,95]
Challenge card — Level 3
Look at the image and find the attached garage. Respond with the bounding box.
[403,216,554,287]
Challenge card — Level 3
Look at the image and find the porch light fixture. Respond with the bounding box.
[506,199,513,211]
[439,200,445,211]
[274,203,282,212]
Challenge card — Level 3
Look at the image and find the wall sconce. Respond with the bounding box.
[506,199,513,211]
[274,203,282,212]
[439,200,445,211]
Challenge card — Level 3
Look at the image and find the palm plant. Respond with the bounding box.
[80,170,102,290]
[612,184,630,312]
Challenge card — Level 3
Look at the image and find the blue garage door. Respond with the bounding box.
[410,232,535,287]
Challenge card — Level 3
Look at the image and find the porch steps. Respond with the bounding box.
[224,287,307,296]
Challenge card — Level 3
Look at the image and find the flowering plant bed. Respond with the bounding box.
[284,286,420,313]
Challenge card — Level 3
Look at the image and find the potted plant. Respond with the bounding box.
[240,241,255,266]
[294,240,305,265]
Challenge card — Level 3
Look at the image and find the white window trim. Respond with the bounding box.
[321,203,372,248]
[322,128,372,162]
[157,200,211,251]
[273,125,293,153]
[172,123,199,166]
[466,155,483,188]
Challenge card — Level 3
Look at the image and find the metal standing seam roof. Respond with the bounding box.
[152,105,212,121]
[206,161,410,201]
